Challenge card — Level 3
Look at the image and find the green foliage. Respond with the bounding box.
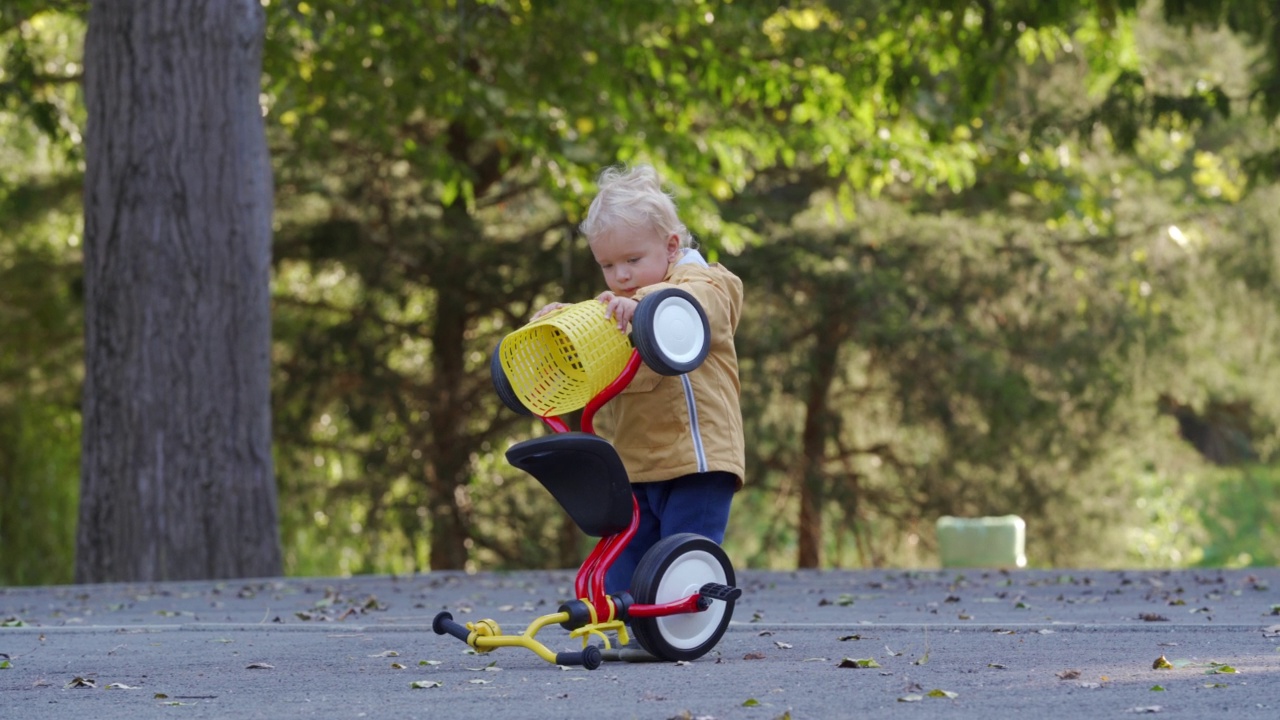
[1194,465,1280,567]
[4,1,1280,581]
[0,141,83,587]
[0,6,83,585]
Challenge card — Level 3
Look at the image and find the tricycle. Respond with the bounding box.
[432,288,742,668]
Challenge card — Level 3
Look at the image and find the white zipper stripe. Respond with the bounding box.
[681,373,708,472]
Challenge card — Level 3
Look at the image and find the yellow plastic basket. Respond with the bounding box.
[500,300,634,416]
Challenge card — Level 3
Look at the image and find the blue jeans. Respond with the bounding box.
[604,471,737,595]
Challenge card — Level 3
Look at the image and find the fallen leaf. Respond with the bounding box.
[743,652,766,660]
[838,634,863,641]
[927,689,958,699]
[1152,655,1173,670]
[390,663,406,670]
[1206,663,1238,674]
[1150,685,1166,692]
[898,695,923,703]
[1262,625,1280,638]
[774,641,792,650]
[65,677,96,689]
[105,682,138,689]
[245,662,274,670]
[468,678,491,684]
[743,698,760,707]
[410,680,443,689]
[837,657,880,669]
[418,660,442,666]
[1139,613,1169,622]
[885,646,903,657]
[369,650,400,657]
[1127,706,1162,714]
[987,663,1007,669]
[1057,669,1082,680]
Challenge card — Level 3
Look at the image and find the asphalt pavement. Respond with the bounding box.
[3,567,1279,719]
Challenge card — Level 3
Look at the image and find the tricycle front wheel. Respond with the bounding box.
[631,288,710,376]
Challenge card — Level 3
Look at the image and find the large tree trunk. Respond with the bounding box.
[797,309,843,569]
[77,0,281,582]
[425,227,473,571]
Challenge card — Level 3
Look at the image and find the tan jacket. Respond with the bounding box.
[595,251,745,489]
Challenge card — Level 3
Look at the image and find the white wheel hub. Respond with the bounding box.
[650,297,706,366]
[653,550,727,650]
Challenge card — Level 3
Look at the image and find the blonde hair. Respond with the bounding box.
[579,164,693,248]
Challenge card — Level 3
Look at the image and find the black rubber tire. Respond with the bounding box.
[630,288,710,376]
[490,342,532,416]
[630,533,736,661]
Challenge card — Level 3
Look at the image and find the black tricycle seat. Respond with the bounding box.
[505,432,634,537]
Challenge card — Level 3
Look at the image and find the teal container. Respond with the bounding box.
[936,515,1027,568]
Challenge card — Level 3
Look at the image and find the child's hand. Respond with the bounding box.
[596,292,638,331]
[531,302,568,321]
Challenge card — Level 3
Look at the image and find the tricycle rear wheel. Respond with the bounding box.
[630,533,736,661]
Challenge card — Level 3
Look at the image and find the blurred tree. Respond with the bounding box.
[75,0,281,582]
[5,0,1280,581]
[729,1,1279,568]
[258,0,989,571]
[1,4,85,585]
[0,176,82,585]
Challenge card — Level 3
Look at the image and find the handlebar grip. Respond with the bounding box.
[554,645,603,670]
[432,611,470,643]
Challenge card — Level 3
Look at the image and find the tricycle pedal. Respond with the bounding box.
[698,582,742,602]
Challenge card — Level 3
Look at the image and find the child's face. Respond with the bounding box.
[590,232,680,298]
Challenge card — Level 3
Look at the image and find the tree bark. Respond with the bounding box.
[423,201,474,570]
[797,308,843,569]
[77,0,281,582]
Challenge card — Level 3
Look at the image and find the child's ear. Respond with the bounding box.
[666,233,681,260]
